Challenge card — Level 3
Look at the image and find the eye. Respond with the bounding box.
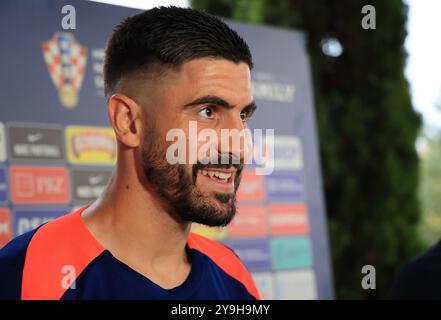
[240,110,251,122]
[198,106,215,119]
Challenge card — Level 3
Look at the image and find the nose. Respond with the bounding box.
[217,113,251,165]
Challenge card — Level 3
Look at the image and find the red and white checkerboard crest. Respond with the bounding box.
[42,32,87,109]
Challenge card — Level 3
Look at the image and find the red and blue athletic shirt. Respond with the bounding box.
[0,207,260,300]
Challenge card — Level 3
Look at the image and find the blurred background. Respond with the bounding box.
[1,0,441,300]
[97,0,441,299]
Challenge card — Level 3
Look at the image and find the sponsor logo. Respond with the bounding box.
[237,169,265,202]
[7,123,65,161]
[0,167,7,203]
[268,203,309,235]
[227,238,271,272]
[66,126,116,165]
[42,32,87,108]
[228,205,268,237]
[71,168,112,202]
[270,236,313,270]
[0,123,6,162]
[274,269,317,300]
[265,171,304,202]
[251,72,295,103]
[0,208,12,247]
[251,272,275,300]
[14,209,69,236]
[10,166,70,204]
[27,133,44,143]
[88,175,104,185]
[91,48,105,96]
[266,136,303,171]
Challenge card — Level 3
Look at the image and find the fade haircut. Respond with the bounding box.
[104,6,253,99]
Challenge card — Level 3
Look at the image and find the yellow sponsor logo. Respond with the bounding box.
[66,126,116,165]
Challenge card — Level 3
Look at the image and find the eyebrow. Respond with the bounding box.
[183,95,257,111]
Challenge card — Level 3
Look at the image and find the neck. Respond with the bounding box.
[81,149,192,281]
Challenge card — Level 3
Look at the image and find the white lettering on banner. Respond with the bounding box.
[77,186,105,198]
[93,62,103,74]
[251,80,295,103]
[236,248,269,261]
[92,49,105,60]
[14,144,60,157]
[272,136,303,170]
[17,217,55,235]
[251,72,295,103]
[92,48,105,95]
[267,179,302,193]
[88,175,104,185]
[36,176,64,195]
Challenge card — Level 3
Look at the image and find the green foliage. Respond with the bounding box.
[419,132,441,245]
[192,0,425,299]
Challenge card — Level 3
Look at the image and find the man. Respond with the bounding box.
[389,240,441,299]
[0,6,260,300]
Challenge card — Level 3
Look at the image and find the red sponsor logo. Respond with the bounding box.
[268,203,309,235]
[228,205,268,237]
[237,170,265,202]
[10,166,70,204]
[0,208,12,247]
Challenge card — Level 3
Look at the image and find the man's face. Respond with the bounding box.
[141,58,254,227]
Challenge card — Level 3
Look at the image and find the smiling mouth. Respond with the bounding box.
[195,166,237,188]
[200,169,233,182]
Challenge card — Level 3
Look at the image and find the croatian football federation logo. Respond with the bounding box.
[42,32,87,109]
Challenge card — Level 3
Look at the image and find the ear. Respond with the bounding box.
[107,93,143,148]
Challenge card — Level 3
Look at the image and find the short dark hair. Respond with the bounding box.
[104,6,253,99]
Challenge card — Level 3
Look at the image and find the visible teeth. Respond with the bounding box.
[200,170,232,180]
[217,172,232,179]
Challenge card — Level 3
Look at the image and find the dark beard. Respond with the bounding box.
[141,129,244,227]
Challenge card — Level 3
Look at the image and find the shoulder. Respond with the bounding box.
[0,210,83,300]
[188,232,260,299]
[187,232,244,270]
[188,232,238,257]
[0,228,39,299]
[390,240,441,299]
[20,207,104,300]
